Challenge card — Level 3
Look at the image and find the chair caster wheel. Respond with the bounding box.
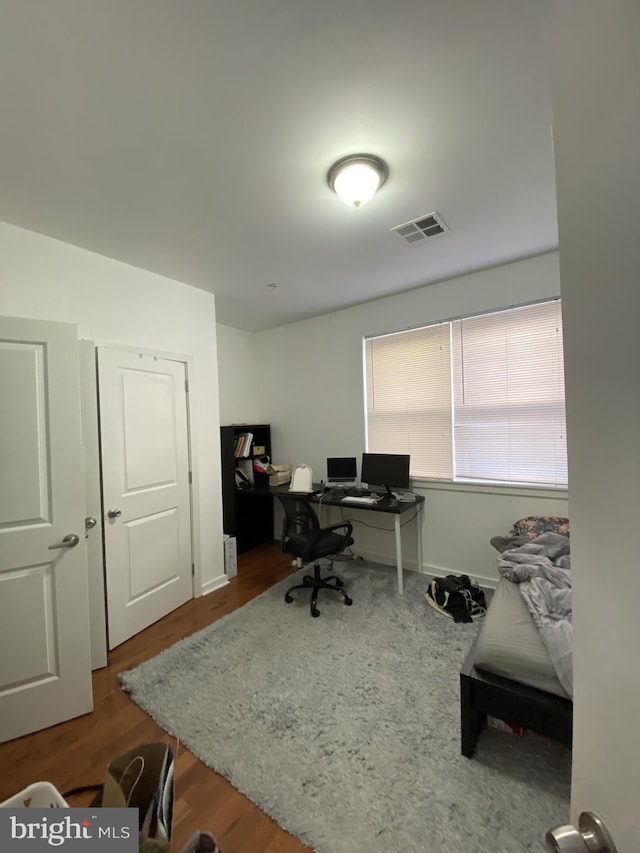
[344,597,353,606]
[311,607,320,617]
[335,579,344,587]
[284,594,294,603]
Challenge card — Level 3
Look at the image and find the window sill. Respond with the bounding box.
[412,478,569,500]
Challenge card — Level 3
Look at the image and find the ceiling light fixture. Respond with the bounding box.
[327,154,388,208]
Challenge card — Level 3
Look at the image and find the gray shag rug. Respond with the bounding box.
[120,561,570,853]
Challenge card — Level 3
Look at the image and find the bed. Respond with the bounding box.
[459,517,573,758]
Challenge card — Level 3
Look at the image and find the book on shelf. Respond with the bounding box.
[235,463,253,488]
[234,431,254,458]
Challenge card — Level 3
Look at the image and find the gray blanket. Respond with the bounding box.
[497,532,573,697]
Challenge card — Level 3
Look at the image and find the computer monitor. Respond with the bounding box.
[326,456,358,486]
[361,453,410,496]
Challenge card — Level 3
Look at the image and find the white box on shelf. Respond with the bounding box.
[224,534,237,578]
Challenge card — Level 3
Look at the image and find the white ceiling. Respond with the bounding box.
[0,0,557,332]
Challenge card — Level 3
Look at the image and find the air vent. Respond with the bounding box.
[391,212,449,246]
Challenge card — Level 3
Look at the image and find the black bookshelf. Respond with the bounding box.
[220,424,274,554]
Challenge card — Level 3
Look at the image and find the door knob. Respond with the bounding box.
[107,508,122,519]
[546,812,617,853]
[48,533,80,550]
[85,516,97,530]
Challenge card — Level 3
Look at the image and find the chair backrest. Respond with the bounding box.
[276,493,319,557]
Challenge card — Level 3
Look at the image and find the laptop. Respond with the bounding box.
[326,457,358,488]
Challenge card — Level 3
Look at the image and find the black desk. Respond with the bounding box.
[271,484,425,594]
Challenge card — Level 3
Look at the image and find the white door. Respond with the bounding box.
[552,1,640,849]
[0,316,92,743]
[98,348,193,649]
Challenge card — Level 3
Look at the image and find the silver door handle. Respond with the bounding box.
[547,812,617,853]
[48,533,80,550]
[107,508,122,519]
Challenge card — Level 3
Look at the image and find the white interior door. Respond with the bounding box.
[99,348,193,649]
[0,315,92,743]
[552,1,640,849]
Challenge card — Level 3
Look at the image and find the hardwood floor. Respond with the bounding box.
[0,542,312,853]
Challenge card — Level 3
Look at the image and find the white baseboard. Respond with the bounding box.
[200,574,229,596]
[421,563,498,591]
[351,549,497,591]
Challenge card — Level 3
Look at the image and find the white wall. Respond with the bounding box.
[552,1,640,848]
[217,324,262,426]
[219,251,569,585]
[0,221,225,594]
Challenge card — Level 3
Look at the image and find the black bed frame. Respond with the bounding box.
[460,635,573,758]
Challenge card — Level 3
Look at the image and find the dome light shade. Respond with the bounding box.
[327,155,388,207]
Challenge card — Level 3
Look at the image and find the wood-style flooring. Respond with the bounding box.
[0,541,312,853]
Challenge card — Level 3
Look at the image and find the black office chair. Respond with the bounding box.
[276,493,354,617]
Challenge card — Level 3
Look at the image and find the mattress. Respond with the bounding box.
[474,577,569,699]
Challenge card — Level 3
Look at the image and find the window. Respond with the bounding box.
[364,300,567,487]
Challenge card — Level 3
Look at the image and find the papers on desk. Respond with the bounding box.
[268,464,291,487]
[340,495,377,505]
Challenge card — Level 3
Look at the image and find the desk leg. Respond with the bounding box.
[416,502,424,574]
[394,514,403,595]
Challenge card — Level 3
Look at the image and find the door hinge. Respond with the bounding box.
[191,563,195,576]
[185,379,189,393]
[188,470,193,484]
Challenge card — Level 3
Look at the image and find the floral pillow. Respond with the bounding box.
[511,516,570,540]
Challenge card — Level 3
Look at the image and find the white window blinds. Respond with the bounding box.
[451,301,567,486]
[364,299,567,487]
[365,323,452,479]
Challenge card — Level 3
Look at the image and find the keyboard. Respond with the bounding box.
[340,495,377,505]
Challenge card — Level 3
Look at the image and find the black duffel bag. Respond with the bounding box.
[424,574,487,623]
